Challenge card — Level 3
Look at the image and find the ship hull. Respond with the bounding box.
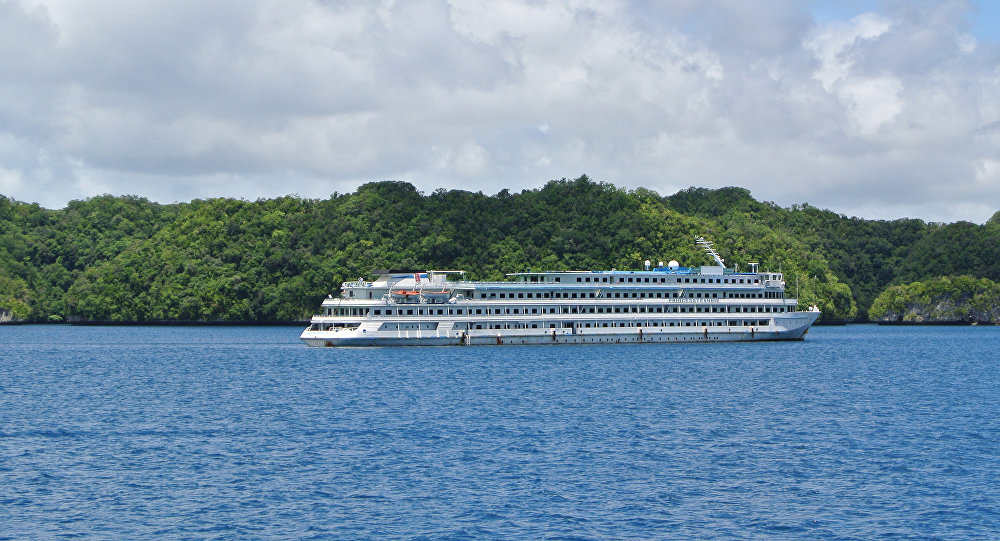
[301,310,819,347]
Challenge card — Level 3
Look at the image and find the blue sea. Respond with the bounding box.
[2,324,999,539]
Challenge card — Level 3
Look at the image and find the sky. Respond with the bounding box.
[1,0,999,222]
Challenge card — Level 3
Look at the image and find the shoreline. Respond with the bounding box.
[2,320,310,327]
[68,320,307,327]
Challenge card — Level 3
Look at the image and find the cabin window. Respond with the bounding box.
[518,293,524,298]
[577,277,582,282]
[374,310,381,315]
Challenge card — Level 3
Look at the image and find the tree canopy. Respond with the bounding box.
[2,177,997,323]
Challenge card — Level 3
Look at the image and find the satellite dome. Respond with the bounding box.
[668,260,680,270]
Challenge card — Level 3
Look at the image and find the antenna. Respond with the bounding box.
[695,236,726,267]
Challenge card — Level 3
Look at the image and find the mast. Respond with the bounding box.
[695,236,726,268]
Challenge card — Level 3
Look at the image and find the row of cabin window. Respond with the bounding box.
[327,305,788,316]
[458,319,771,330]
[479,291,781,299]
[527,276,760,284]
[316,319,772,332]
[578,276,759,284]
[345,277,768,297]
[348,287,780,300]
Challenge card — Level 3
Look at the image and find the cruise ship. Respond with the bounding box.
[301,237,820,346]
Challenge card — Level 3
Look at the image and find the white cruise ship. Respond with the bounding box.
[301,237,820,347]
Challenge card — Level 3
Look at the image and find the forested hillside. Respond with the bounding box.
[2,176,997,323]
[869,276,1000,324]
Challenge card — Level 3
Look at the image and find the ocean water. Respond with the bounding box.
[1,324,999,539]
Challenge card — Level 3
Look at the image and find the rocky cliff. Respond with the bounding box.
[870,276,1000,325]
[876,298,1000,324]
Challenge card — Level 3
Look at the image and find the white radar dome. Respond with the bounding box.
[668,260,680,270]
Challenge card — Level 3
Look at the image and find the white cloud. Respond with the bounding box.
[0,165,25,194]
[0,0,998,222]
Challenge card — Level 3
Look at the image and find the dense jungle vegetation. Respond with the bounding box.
[2,176,998,323]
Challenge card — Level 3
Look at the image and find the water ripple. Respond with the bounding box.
[2,324,999,538]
